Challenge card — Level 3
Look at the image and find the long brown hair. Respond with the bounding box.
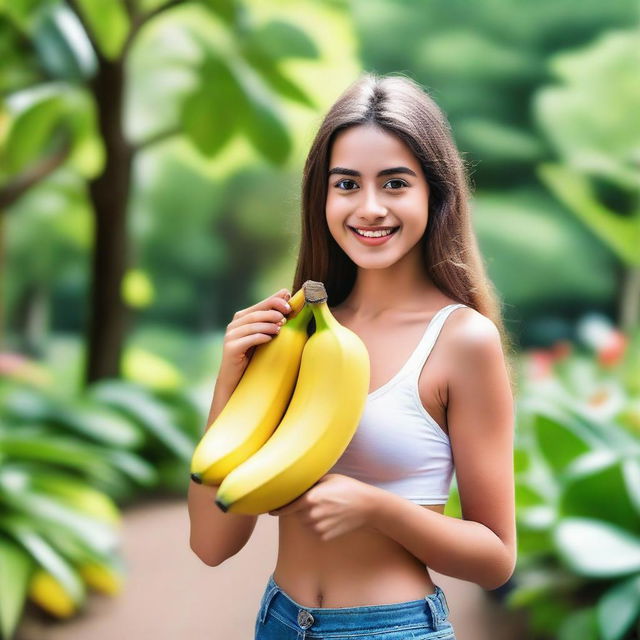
[291,71,517,392]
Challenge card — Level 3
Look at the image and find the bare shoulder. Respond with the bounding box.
[446,305,501,343]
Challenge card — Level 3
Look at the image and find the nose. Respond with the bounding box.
[357,184,388,220]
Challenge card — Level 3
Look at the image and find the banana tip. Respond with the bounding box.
[190,473,202,484]
[215,499,228,513]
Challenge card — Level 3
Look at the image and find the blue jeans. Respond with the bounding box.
[254,573,456,639]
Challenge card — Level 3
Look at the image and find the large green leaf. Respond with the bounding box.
[181,54,245,157]
[49,401,146,449]
[32,3,97,81]
[0,470,119,555]
[2,464,122,526]
[0,431,154,488]
[4,86,65,173]
[240,45,316,108]
[39,525,124,577]
[623,457,640,516]
[228,55,291,165]
[201,0,243,27]
[88,380,196,461]
[515,482,547,508]
[557,607,600,640]
[531,408,597,474]
[597,573,640,640]
[535,30,640,191]
[538,163,639,266]
[0,535,34,640]
[554,518,640,577]
[154,387,206,442]
[0,431,117,473]
[0,515,86,606]
[3,83,103,179]
[3,385,145,448]
[247,20,319,60]
[560,451,640,533]
[72,0,130,60]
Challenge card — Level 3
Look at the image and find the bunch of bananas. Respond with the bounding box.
[190,280,370,515]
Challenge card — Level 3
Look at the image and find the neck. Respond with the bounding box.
[341,248,444,321]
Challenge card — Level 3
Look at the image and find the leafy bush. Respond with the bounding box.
[0,355,203,639]
[508,320,640,640]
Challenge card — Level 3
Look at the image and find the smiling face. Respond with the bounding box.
[325,124,430,271]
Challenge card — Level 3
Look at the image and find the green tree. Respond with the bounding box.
[0,0,319,382]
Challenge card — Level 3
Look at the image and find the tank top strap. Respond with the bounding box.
[403,303,468,377]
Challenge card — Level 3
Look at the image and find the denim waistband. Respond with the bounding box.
[258,573,451,636]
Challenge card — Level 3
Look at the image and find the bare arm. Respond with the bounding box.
[188,287,293,566]
[187,377,259,566]
[367,310,517,590]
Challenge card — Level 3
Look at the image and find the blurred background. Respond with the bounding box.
[0,0,638,638]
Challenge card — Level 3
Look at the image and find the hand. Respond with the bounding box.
[268,474,376,542]
[218,288,292,388]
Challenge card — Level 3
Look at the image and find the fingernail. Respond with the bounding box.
[285,303,291,311]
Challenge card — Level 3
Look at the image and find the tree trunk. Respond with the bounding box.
[85,58,132,384]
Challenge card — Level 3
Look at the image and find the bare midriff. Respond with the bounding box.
[272,503,445,608]
[271,298,458,608]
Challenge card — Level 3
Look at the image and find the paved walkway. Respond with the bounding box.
[16,496,530,639]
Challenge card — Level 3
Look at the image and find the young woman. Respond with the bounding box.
[188,72,517,640]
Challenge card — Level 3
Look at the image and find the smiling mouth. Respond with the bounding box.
[348,226,400,238]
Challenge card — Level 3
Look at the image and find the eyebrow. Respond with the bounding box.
[328,166,417,178]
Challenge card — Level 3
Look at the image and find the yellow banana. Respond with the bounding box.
[28,569,77,618]
[190,286,313,485]
[78,559,125,595]
[215,280,370,515]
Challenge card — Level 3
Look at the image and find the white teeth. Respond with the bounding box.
[353,228,396,238]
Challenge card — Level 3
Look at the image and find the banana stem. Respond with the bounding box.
[287,287,306,316]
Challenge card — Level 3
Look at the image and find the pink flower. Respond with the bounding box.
[597,330,627,368]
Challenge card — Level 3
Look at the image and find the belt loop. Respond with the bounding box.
[259,578,280,624]
[425,585,448,629]
[437,585,450,619]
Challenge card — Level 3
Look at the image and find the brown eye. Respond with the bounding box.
[386,179,408,189]
[336,179,357,190]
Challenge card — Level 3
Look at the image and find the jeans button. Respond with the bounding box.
[297,609,314,629]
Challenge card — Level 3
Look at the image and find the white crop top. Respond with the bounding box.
[328,303,468,505]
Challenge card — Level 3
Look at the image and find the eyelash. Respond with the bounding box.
[333,178,408,191]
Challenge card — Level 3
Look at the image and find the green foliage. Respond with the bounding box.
[2,82,103,178]
[536,30,639,191]
[536,30,640,273]
[473,189,617,314]
[31,3,97,81]
[0,536,33,640]
[538,165,640,267]
[72,0,130,61]
[0,355,204,637]
[181,54,246,156]
[512,324,640,639]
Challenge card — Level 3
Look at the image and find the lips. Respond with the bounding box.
[348,226,400,235]
[348,226,400,245]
